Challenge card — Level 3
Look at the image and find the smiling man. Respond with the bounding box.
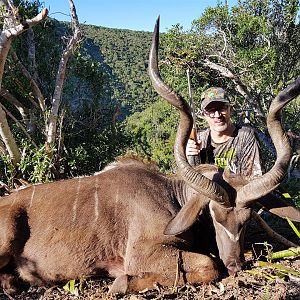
[186,87,263,177]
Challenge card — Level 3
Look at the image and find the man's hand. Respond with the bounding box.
[186,139,201,156]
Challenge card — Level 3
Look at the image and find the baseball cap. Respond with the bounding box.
[201,87,230,110]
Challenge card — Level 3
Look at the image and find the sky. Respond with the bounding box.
[42,0,237,32]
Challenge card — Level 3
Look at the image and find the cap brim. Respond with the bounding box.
[201,99,230,110]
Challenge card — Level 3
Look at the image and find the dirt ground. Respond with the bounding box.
[0,217,299,300]
[3,259,299,300]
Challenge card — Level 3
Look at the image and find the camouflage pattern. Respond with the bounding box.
[188,125,263,178]
[201,87,230,110]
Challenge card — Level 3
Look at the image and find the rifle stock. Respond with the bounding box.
[190,127,198,141]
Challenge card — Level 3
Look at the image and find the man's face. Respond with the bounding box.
[203,102,232,133]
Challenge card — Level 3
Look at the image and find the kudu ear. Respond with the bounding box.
[164,197,208,235]
[258,191,300,222]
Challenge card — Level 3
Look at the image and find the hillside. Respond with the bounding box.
[81,24,158,117]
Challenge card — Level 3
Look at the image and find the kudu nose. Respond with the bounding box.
[226,262,241,276]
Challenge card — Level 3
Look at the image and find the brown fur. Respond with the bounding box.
[0,160,219,294]
[1,158,297,294]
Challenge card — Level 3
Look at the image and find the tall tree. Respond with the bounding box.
[126,0,300,172]
[161,0,300,128]
[0,0,84,184]
[0,0,47,166]
[45,0,81,149]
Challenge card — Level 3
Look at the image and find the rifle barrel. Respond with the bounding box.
[186,68,197,140]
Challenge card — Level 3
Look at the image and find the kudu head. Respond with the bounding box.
[149,16,300,275]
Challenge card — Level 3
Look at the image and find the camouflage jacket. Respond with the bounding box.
[187,125,263,178]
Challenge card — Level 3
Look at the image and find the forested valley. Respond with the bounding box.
[0,0,299,204]
[0,1,300,299]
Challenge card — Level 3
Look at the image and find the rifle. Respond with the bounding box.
[186,68,198,142]
[186,68,201,166]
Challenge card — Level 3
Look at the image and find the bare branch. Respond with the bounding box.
[203,58,265,117]
[0,102,37,148]
[252,211,298,248]
[46,0,81,146]
[0,8,48,90]
[3,8,48,39]
[11,50,45,111]
[0,5,48,164]
[10,77,40,110]
[217,29,229,57]
[0,87,31,126]
[0,104,21,164]
[27,28,39,82]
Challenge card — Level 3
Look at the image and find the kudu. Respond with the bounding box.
[0,17,299,294]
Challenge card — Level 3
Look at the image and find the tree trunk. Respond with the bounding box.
[0,5,48,165]
[45,0,81,149]
[0,105,21,164]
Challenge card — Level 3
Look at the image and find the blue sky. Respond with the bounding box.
[42,0,237,32]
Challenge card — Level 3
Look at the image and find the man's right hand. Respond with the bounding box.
[186,139,201,156]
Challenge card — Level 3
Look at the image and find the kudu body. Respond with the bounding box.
[0,17,299,294]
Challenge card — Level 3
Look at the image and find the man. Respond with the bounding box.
[186,87,263,177]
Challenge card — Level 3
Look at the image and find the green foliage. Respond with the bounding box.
[0,154,15,187]
[65,125,129,176]
[124,99,178,173]
[286,217,300,238]
[63,278,85,296]
[1,2,128,182]
[65,46,110,107]
[81,24,155,113]
[13,0,40,19]
[17,142,55,183]
[8,19,64,100]
[283,96,300,133]
[1,0,299,184]
[163,0,300,129]
[270,247,300,260]
[0,140,55,187]
[279,178,300,208]
[257,260,300,277]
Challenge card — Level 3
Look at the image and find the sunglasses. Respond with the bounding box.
[203,105,229,118]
